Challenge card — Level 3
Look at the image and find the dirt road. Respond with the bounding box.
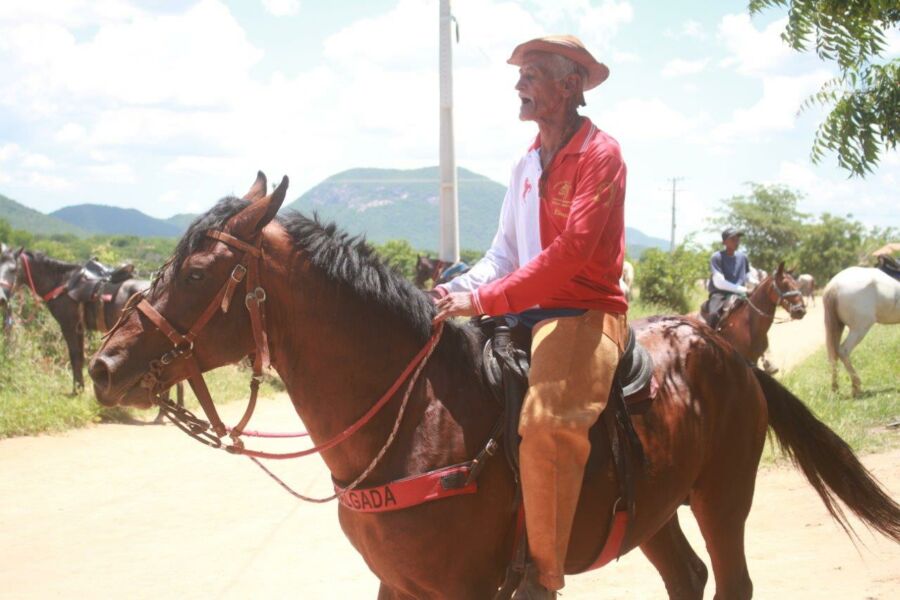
[763,301,826,373]
[2,392,898,599]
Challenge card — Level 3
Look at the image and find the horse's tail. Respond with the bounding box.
[755,367,900,542]
[822,284,844,364]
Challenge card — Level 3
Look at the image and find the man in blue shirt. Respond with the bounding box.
[705,227,751,328]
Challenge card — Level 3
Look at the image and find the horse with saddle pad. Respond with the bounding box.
[700,263,806,372]
[8,248,181,418]
[90,173,900,600]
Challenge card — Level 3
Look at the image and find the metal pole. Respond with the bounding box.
[438,0,459,263]
[669,177,683,252]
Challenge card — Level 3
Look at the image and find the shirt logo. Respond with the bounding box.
[522,177,532,200]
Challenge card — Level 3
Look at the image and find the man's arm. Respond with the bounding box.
[433,184,518,297]
[472,145,625,315]
[710,254,747,294]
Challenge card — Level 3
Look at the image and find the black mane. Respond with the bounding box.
[171,197,480,359]
[25,251,80,279]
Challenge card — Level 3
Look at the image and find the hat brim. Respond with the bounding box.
[508,40,609,91]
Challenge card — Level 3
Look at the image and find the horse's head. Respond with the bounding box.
[413,255,438,289]
[89,172,289,409]
[0,245,21,305]
[766,262,806,320]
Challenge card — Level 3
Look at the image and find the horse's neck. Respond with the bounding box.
[265,262,491,483]
[25,257,77,296]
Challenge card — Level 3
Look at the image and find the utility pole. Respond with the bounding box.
[438,0,460,263]
[669,177,683,252]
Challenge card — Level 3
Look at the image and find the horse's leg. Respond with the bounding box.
[53,303,86,394]
[639,512,707,600]
[838,322,873,397]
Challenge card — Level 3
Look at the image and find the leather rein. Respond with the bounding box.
[108,227,445,500]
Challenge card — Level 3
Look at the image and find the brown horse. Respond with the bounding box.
[709,263,806,365]
[90,173,900,600]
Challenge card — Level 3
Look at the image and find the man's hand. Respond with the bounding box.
[433,292,479,323]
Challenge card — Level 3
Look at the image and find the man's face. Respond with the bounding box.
[724,236,741,252]
[515,53,569,122]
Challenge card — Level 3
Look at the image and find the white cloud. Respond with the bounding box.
[602,98,702,143]
[22,153,54,169]
[261,0,300,17]
[86,163,135,184]
[665,19,706,40]
[661,57,709,78]
[717,13,791,76]
[27,172,71,190]
[709,71,830,144]
[611,50,640,64]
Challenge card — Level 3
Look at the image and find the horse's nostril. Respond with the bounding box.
[88,356,112,390]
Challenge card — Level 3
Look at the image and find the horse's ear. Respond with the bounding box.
[776,261,785,277]
[14,246,24,259]
[243,171,267,203]
[227,175,289,239]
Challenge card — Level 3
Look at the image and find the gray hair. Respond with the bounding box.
[526,51,588,81]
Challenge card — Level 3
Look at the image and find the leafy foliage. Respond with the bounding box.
[635,243,708,313]
[750,0,900,175]
[712,184,806,272]
[791,213,866,281]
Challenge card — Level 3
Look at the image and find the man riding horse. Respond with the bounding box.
[430,35,626,597]
[705,228,755,329]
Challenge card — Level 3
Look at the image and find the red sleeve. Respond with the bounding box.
[475,145,625,315]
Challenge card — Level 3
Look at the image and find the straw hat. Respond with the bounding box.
[507,34,610,90]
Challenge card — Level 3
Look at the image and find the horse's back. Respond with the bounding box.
[826,267,900,325]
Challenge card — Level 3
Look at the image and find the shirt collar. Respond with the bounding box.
[528,117,595,157]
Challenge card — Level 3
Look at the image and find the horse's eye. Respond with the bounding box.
[188,271,204,282]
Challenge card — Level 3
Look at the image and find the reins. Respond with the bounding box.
[126,225,447,502]
[20,253,67,303]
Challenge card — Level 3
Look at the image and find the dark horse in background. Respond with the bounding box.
[413,254,470,289]
[90,173,900,599]
[9,248,180,420]
[701,263,806,371]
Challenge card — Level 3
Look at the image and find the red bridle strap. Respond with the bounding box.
[20,253,67,302]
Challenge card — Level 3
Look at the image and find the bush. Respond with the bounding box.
[636,244,708,313]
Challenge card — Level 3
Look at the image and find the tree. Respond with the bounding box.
[712,183,806,272]
[636,243,708,314]
[750,1,900,176]
[790,212,865,281]
[372,239,419,280]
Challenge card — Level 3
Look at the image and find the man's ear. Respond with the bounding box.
[227,175,289,239]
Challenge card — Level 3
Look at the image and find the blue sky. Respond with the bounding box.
[0,0,897,243]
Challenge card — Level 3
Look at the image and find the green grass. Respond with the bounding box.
[764,324,900,462]
[0,296,282,438]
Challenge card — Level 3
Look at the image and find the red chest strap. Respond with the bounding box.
[334,462,477,513]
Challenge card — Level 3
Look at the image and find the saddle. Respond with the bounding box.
[700,294,744,330]
[877,255,900,281]
[67,259,135,304]
[478,316,655,515]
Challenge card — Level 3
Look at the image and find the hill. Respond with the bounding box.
[166,213,199,231]
[285,166,669,254]
[50,204,182,237]
[0,193,88,236]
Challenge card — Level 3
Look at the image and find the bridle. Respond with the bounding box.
[743,276,804,323]
[19,253,68,302]
[123,229,271,446]
[106,225,445,501]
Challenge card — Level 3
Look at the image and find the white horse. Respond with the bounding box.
[797,273,816,306]
[824,266,900,396]
[619,259,634,301]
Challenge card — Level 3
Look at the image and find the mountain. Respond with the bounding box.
[50,204,182,237]
[165,213,199,231]
[0,193,88,236]
[286,166,670,255]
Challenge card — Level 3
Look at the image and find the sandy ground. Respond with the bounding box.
[761,301,826,374]
[3,299,898,599]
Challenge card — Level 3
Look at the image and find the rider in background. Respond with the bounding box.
[706,227,752,328]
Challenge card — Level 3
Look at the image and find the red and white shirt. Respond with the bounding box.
[437,117,628,316]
